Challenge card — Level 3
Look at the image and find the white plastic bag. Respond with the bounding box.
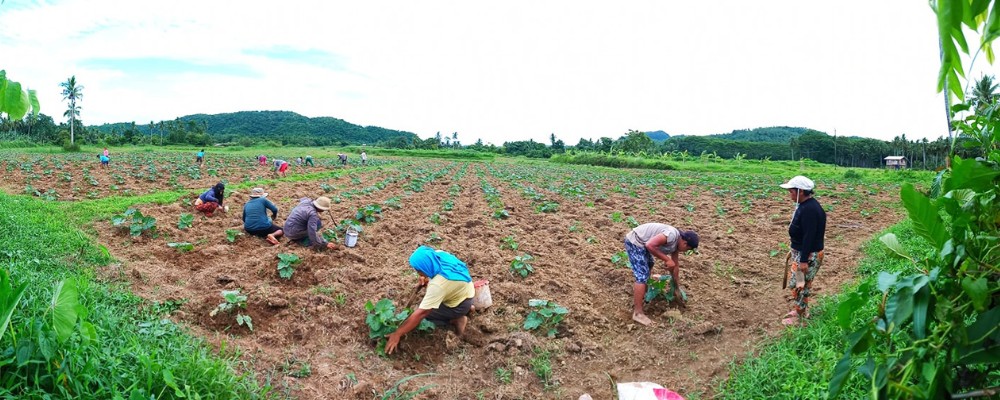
[617,382,685,400]
[472,280,492,309]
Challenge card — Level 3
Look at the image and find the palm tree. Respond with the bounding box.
[970,74,999,111]
[59,76,83,145]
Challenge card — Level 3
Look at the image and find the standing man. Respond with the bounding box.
[624,223,699,326]
[780,176,826,326]
[273,158,289,178]
[361,150,368,166]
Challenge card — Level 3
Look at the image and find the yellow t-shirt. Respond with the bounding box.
[418,275,475,310]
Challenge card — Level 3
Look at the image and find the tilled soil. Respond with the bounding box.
[90,162,903,399]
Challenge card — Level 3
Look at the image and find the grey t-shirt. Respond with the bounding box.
[626,223,680,254]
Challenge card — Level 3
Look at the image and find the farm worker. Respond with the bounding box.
[282,196,336,250]
[258,154,267,166]
[103,147,109,157]
[780,175,827,326]
[273,159,289,178]
[296,157,303,166]
[242,187,283,245]
[338,153,348,167]
[194,182,226,217]
[624,223,699,327]
[304,155,314,167]
[196,149,205,166]
[385,246,475,355]
[99,154,109,169]
[360,151,367,166]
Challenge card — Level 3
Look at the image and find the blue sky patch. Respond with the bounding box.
[79,57,261,78]
[243,46,347,70]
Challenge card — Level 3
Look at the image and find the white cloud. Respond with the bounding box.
[0,0,990,145]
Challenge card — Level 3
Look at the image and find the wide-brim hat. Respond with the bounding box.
[250,188,268,198]
[313,196,332,210]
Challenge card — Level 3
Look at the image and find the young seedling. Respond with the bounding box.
[491,209,510,220]
[382,197,402,209]
[111,208,157,237]
[426,232,443,244]
[523,299,569,338]
[625,216,639,229]
[569,221,583,233]
[644,275,687,304]
[277,253,301,279]
[428,212,445,225]
[225,229,243,243]
[509,254,535,278]
[178,213,194,229]
[365,298,434,355]
[440,200,454,211]
[610,251,629,269]
[356,205,383,224]
[609,212,624,223]
[167,242,194,253]
[321,229,340,243]
[500,235,519,251]
[209,289,252,331]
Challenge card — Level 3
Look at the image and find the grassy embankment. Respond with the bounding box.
[0,192,273,398]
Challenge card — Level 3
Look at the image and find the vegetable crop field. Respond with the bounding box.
[0,153,906,399]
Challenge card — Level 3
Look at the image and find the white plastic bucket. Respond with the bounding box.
[472,280,492,310]
[345,230,358,247]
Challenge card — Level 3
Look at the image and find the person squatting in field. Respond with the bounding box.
[282,196,336,250]
[624,223,699,327]
[273,158,289,177]
[385,246,476,354]
[304,155,314,167]
[780,175,826,326]
[194,182,226,217]
[258,154,267,166]
[242,187,283,245]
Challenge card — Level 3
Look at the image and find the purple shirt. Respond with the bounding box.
[282,198,327,248]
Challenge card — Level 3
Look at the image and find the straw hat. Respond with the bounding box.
[313,196,332,210]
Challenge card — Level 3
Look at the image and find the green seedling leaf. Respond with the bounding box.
[0,270,28,342]
[178,213,194,229]
[168,242,194,252]
[879,233,912,261]
[49,278,79,343]
[961,276,989,311]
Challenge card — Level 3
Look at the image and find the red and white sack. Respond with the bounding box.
[617,382,685,400]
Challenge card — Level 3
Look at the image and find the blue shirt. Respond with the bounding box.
[100,155,109,162]
[197,151,204,157]
[242,197,278,231]
[198,188,219,204]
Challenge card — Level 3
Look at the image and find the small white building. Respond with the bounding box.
[884,156,908,170]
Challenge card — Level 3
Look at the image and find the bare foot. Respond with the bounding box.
[468,305,476,316]
[632,313,655,327]
[451,316,469,336]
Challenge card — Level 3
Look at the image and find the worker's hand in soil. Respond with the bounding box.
[326,242,336,250]
[418,276,430,287]
[384,332,402,355]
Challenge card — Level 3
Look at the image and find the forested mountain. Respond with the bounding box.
[89,111,419,147]
[645,130,670,140]
[706,126,810,143]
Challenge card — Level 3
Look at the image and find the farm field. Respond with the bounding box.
[0,152,396,201]
[75,156,904,399]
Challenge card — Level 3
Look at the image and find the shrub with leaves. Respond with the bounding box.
[111,208,157,237]
[225,229,243,243]
[523,299,568,338]
[365,298,434,355]
[644,275,686,303]
[178,213,194,229]
[509,254,535,278]
[209,289,252,331]
[276,253,301,279]
[355,204,383,224]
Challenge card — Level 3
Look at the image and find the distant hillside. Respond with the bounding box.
[706,126,813,143]
[645,130,670,141]
[89,110,419,146]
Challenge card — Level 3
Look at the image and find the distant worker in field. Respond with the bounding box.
[273,158,289,178]
[194,182,226,217]
[258,154,267,167]
[624,223,699,327]
[338,153,348,167]
[242,187,283,245]
[99,153,109,169]
[304,155,314,167]
[282,196,336,250]
[360,150,367,166]
[296,157,303,167]
[385,246,476,355]
[103,147,109,158]
[780,176,826,327]
[196,149,205,167]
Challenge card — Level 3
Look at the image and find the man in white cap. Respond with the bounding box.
[283,196,336,250]
[242,188,283,245]
[779,175,826,326]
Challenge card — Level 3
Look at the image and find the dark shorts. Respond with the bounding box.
[425,298,473,326]
[101,160,108,165]
[196,156,203,162]
[245,223,281,238]
[625,239,654,283]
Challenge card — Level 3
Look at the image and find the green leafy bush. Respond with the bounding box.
[209,289,252,331]
[509,254,534,277]
[365,298,434,355]
[111,208,157,237]
[523,299,568,337]
[178,213,194,229]
[644,275,686,303]
[276,253,301,279]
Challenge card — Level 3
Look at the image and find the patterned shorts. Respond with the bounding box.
[624,239,654,283]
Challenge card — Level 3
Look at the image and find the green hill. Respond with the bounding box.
[706,126,812,143]
[89,110,419,147]
[645,130,670,141]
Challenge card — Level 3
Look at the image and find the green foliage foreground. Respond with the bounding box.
[0,193,268,399]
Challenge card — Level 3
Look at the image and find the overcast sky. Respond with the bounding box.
[0,1,991,145]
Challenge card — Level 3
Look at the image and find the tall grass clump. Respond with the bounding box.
[0,193,270,399]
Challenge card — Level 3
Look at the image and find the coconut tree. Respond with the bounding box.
[59,76,83,145]
[970,74,999,111]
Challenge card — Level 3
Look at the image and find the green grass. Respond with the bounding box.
[716,221,924,399]
[0,192,271,399]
